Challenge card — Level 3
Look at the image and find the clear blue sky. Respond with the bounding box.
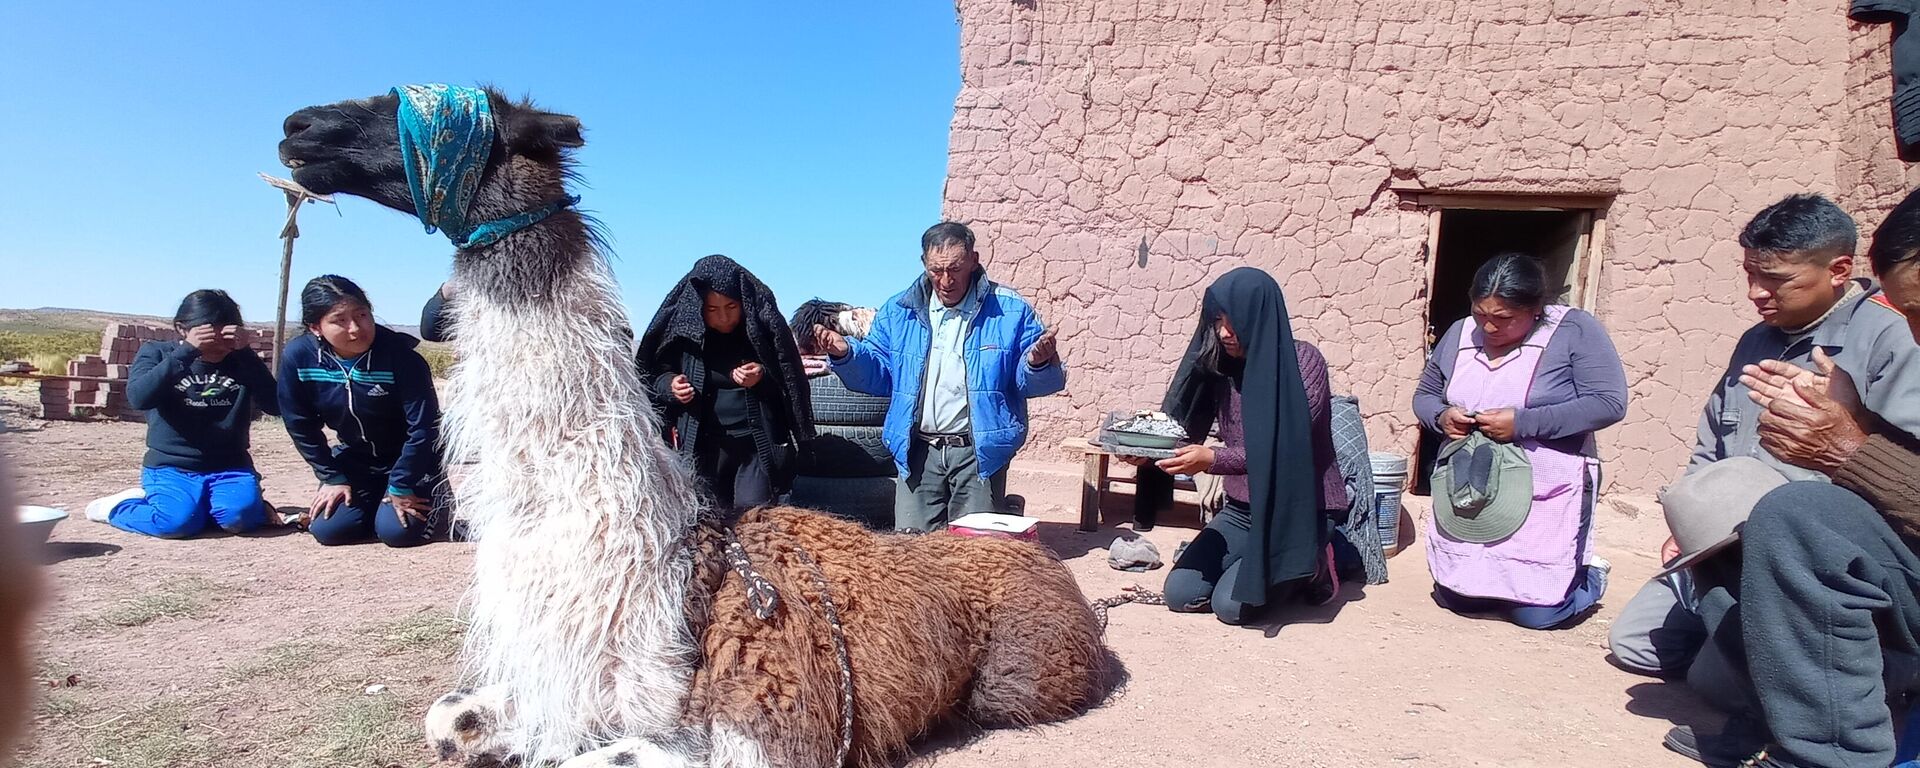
[0,3,958,329]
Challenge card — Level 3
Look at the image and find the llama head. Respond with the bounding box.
[278,85,584,237]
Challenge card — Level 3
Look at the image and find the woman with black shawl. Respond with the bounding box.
[638,255,814,514]
[1126,268,1344,624]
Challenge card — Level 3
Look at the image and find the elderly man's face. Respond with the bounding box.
[1883,259,1920,345]
[924,244,979,308]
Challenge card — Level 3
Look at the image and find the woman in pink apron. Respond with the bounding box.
[1412,253,1629,629]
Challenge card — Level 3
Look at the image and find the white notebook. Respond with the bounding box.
[948,513,1039,535]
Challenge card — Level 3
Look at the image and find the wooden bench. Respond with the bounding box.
[1062,437,1196,531]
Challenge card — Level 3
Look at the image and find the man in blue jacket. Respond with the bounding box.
[814,222,1065,532]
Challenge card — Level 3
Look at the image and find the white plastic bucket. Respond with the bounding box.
[1369,453,1407,554]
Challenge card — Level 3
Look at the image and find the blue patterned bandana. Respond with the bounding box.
[392,84,578,250]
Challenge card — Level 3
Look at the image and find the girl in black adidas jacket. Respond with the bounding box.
[277,275,444,547]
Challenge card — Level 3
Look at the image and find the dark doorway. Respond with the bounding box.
[1413,207,1595,493]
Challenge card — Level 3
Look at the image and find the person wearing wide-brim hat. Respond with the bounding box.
[1412,252,1629,629]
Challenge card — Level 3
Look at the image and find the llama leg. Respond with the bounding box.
[965,564,1110,726]
[553,726,712,768]
[424,685,520,765]
[553,739,690,768]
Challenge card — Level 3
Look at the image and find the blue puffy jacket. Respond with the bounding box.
[277,327,443,497]
[831,271,1065,478]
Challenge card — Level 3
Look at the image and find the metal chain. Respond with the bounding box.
[1090,585,1166,631]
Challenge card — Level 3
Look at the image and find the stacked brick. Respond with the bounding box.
[37,354,114,421]
[35,323,276,421]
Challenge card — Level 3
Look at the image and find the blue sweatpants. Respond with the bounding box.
[110,466,268,539]
[305,471,436,548]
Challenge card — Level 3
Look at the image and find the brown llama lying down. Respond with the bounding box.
[278,85,1113,768]
[681,508,1110,767]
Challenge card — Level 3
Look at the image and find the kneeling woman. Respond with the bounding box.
[85,290,280,537]
[278,276,445,547]
[1131,267,1346,625]
[639,255,814,514]
[1413,253,1627,629]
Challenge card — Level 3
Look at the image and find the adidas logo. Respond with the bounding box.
[366,384,390,397]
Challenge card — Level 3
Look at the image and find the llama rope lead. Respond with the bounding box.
[713,526,855,767]
[721,531,780,620]
[791,546,855,768]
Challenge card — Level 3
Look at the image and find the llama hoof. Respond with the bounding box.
[556,738,693,768]
[424,685,518,765]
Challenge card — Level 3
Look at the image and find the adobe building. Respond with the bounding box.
[942,0,1920,494]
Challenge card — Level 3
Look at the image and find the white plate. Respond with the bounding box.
[17,506,67,525]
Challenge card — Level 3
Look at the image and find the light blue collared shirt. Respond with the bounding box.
[918,280,982,435]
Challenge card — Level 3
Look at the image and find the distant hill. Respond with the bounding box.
[0,307,427,339]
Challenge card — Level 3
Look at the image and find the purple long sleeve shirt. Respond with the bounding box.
[1209,340,1347,512]
[1412,308,1628,456]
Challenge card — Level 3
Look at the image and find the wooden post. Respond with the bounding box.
[274,190,300,368]
[1080,452,1108,531]
[258,174,334,371]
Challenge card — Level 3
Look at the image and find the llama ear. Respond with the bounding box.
[506,111,585,157]
[532,113,585,148]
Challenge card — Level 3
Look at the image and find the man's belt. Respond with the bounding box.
[917,432,972,448]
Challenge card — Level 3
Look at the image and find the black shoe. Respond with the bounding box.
[1663,718,1769,767]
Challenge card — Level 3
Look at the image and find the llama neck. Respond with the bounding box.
[443,214,702,761]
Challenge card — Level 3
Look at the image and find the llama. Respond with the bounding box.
[278,85,1110,768]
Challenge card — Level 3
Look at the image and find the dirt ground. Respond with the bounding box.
[1,386,1720,768]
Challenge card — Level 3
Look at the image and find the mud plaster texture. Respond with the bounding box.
[943,0,1920,495]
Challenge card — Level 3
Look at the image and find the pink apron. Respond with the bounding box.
[1425,306,1594,606]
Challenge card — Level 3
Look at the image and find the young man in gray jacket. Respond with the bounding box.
[1608,194,1920,707]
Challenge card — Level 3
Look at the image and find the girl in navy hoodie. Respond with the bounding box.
[83,290,280,537]
[278,275,444,547]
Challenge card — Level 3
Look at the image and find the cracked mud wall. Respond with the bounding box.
[944,0,1920,495]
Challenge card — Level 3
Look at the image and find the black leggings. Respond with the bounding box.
[1164,502,1257,623]
[696,432,772,513]
[1164,499,1332,625]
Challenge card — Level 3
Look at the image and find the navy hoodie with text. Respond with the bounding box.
[276,327,442,497]
[125,342,280,473]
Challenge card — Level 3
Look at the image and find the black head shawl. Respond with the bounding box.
[1163,267,1323,606]
[636,255,814,443]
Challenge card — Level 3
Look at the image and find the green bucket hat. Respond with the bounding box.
[1432,431,1533,543]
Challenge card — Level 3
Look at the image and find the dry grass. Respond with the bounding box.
[92,576,218,628]
[367,608,464,657]
[290,691,419,768]
[227,639,342,682]
[79,698,216,768]
[33,689,84,722]
[416,343,454,378]
[0,329,98,373]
